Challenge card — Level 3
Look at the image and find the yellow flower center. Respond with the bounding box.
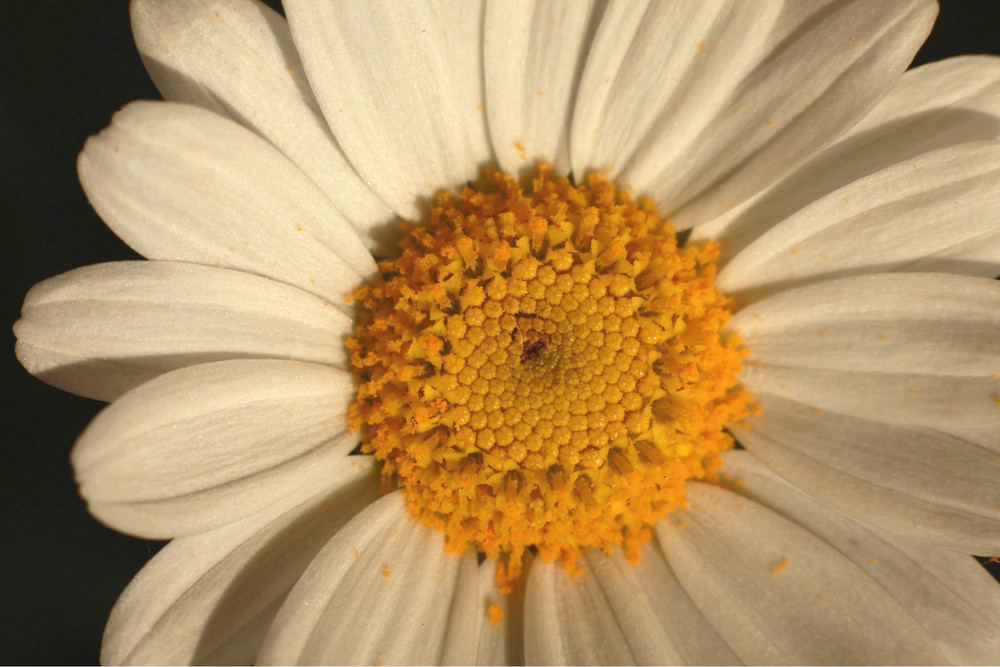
[348,166,752,588]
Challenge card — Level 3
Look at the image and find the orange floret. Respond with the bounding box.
[348,166,752,586]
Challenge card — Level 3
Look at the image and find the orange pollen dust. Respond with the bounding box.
[347,165,753,588]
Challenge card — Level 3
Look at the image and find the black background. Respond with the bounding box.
[2,2,999,664]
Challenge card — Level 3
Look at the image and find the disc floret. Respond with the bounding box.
[348,166,752,584]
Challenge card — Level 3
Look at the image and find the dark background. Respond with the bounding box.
[2,2,999,664]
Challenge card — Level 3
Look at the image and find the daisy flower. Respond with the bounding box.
[13,0,1000,664]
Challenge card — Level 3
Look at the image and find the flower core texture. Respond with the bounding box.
[348,166,752,585]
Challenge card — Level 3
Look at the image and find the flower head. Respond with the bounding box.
[13,0,1000,664]
[348,165,753,583]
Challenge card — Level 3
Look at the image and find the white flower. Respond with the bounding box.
[13,0,1000,664]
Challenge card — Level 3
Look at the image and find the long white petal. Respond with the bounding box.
[945,424,1000,455]
[584,544,738,665]
[716,142,1000,300]
[440,547,482,666]
[621,0,937,228]
[658,482,947,664]
[852,55,1000,135]
[484,0,597,175]
[730,272,1000,376]
[731,394,1000,555]
[73,360,359,538]
[14,261,351,401]
[888,538,1000,666]
[438,0,493,176]
[733,274,1000,431]
[473,558,527,666]
[570,0,781,182]
[129,0,395,249]
[523,557,633,665]
[77,101,374,306]
[741,364,1000,431]
[284,0,492,219]
[719,451,1000,664]
[258,492,478,665]
[101,456,380,665]
[697,55,1000,263]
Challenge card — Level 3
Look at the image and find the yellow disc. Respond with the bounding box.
[348,166,753,588]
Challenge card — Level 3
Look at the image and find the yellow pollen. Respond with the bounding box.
[487,603,503,627]
[348,166,752,586]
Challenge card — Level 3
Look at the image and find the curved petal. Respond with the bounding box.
[741,364,1000,432]
[850,55,1000,135]
[657,482,948,664]
[73,360,359,538]
[715,142,1000,301]
[77,100,374,306]
[945,424,1000,455]
[570,0,781,182]
[719,450,1000,665]
[730,272,1000,376]
[523,557,633,665]
[440,547,482,666]
[484,0,597,176]
[731,394,1000,555]
[284,0,492,220]
[697,56,1000,264]
[583,543,739,665]
[258,492,478,665]
[473,558,527,666]
[733,274,1000,431]
[888,538,1000,666]
[620,0,937,228]
[14,261,351,401]
[129,0,395,249]
[101,456,380,666]
[439,0,492,176]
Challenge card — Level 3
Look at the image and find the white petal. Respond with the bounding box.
[658,482,947,664]
[523,557,634,665]
[734,274,1000,431]
[73,360,359,538]
[719,450,1000,665]
[101,456,380,666]
[620,0,937,228]
[740,364,1000,432]
[484,0,597,176]
[258,492,478,665]
[730,272,1000,377]
[570,0,781,182]
[129,0,396,249]
[888,537,1000,665]
[439,0,493,176]
[284,0,491,219]
[78,101,374,306]
[850,55,1000,139]
[697,56,1000,263]
[473,558,527,666]
[583,544,738,665]
[731,394,1000,555]
[14,261,351,401]
[945,424,1000,454]
[716,142,1000,300]
[440,547,482,666]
